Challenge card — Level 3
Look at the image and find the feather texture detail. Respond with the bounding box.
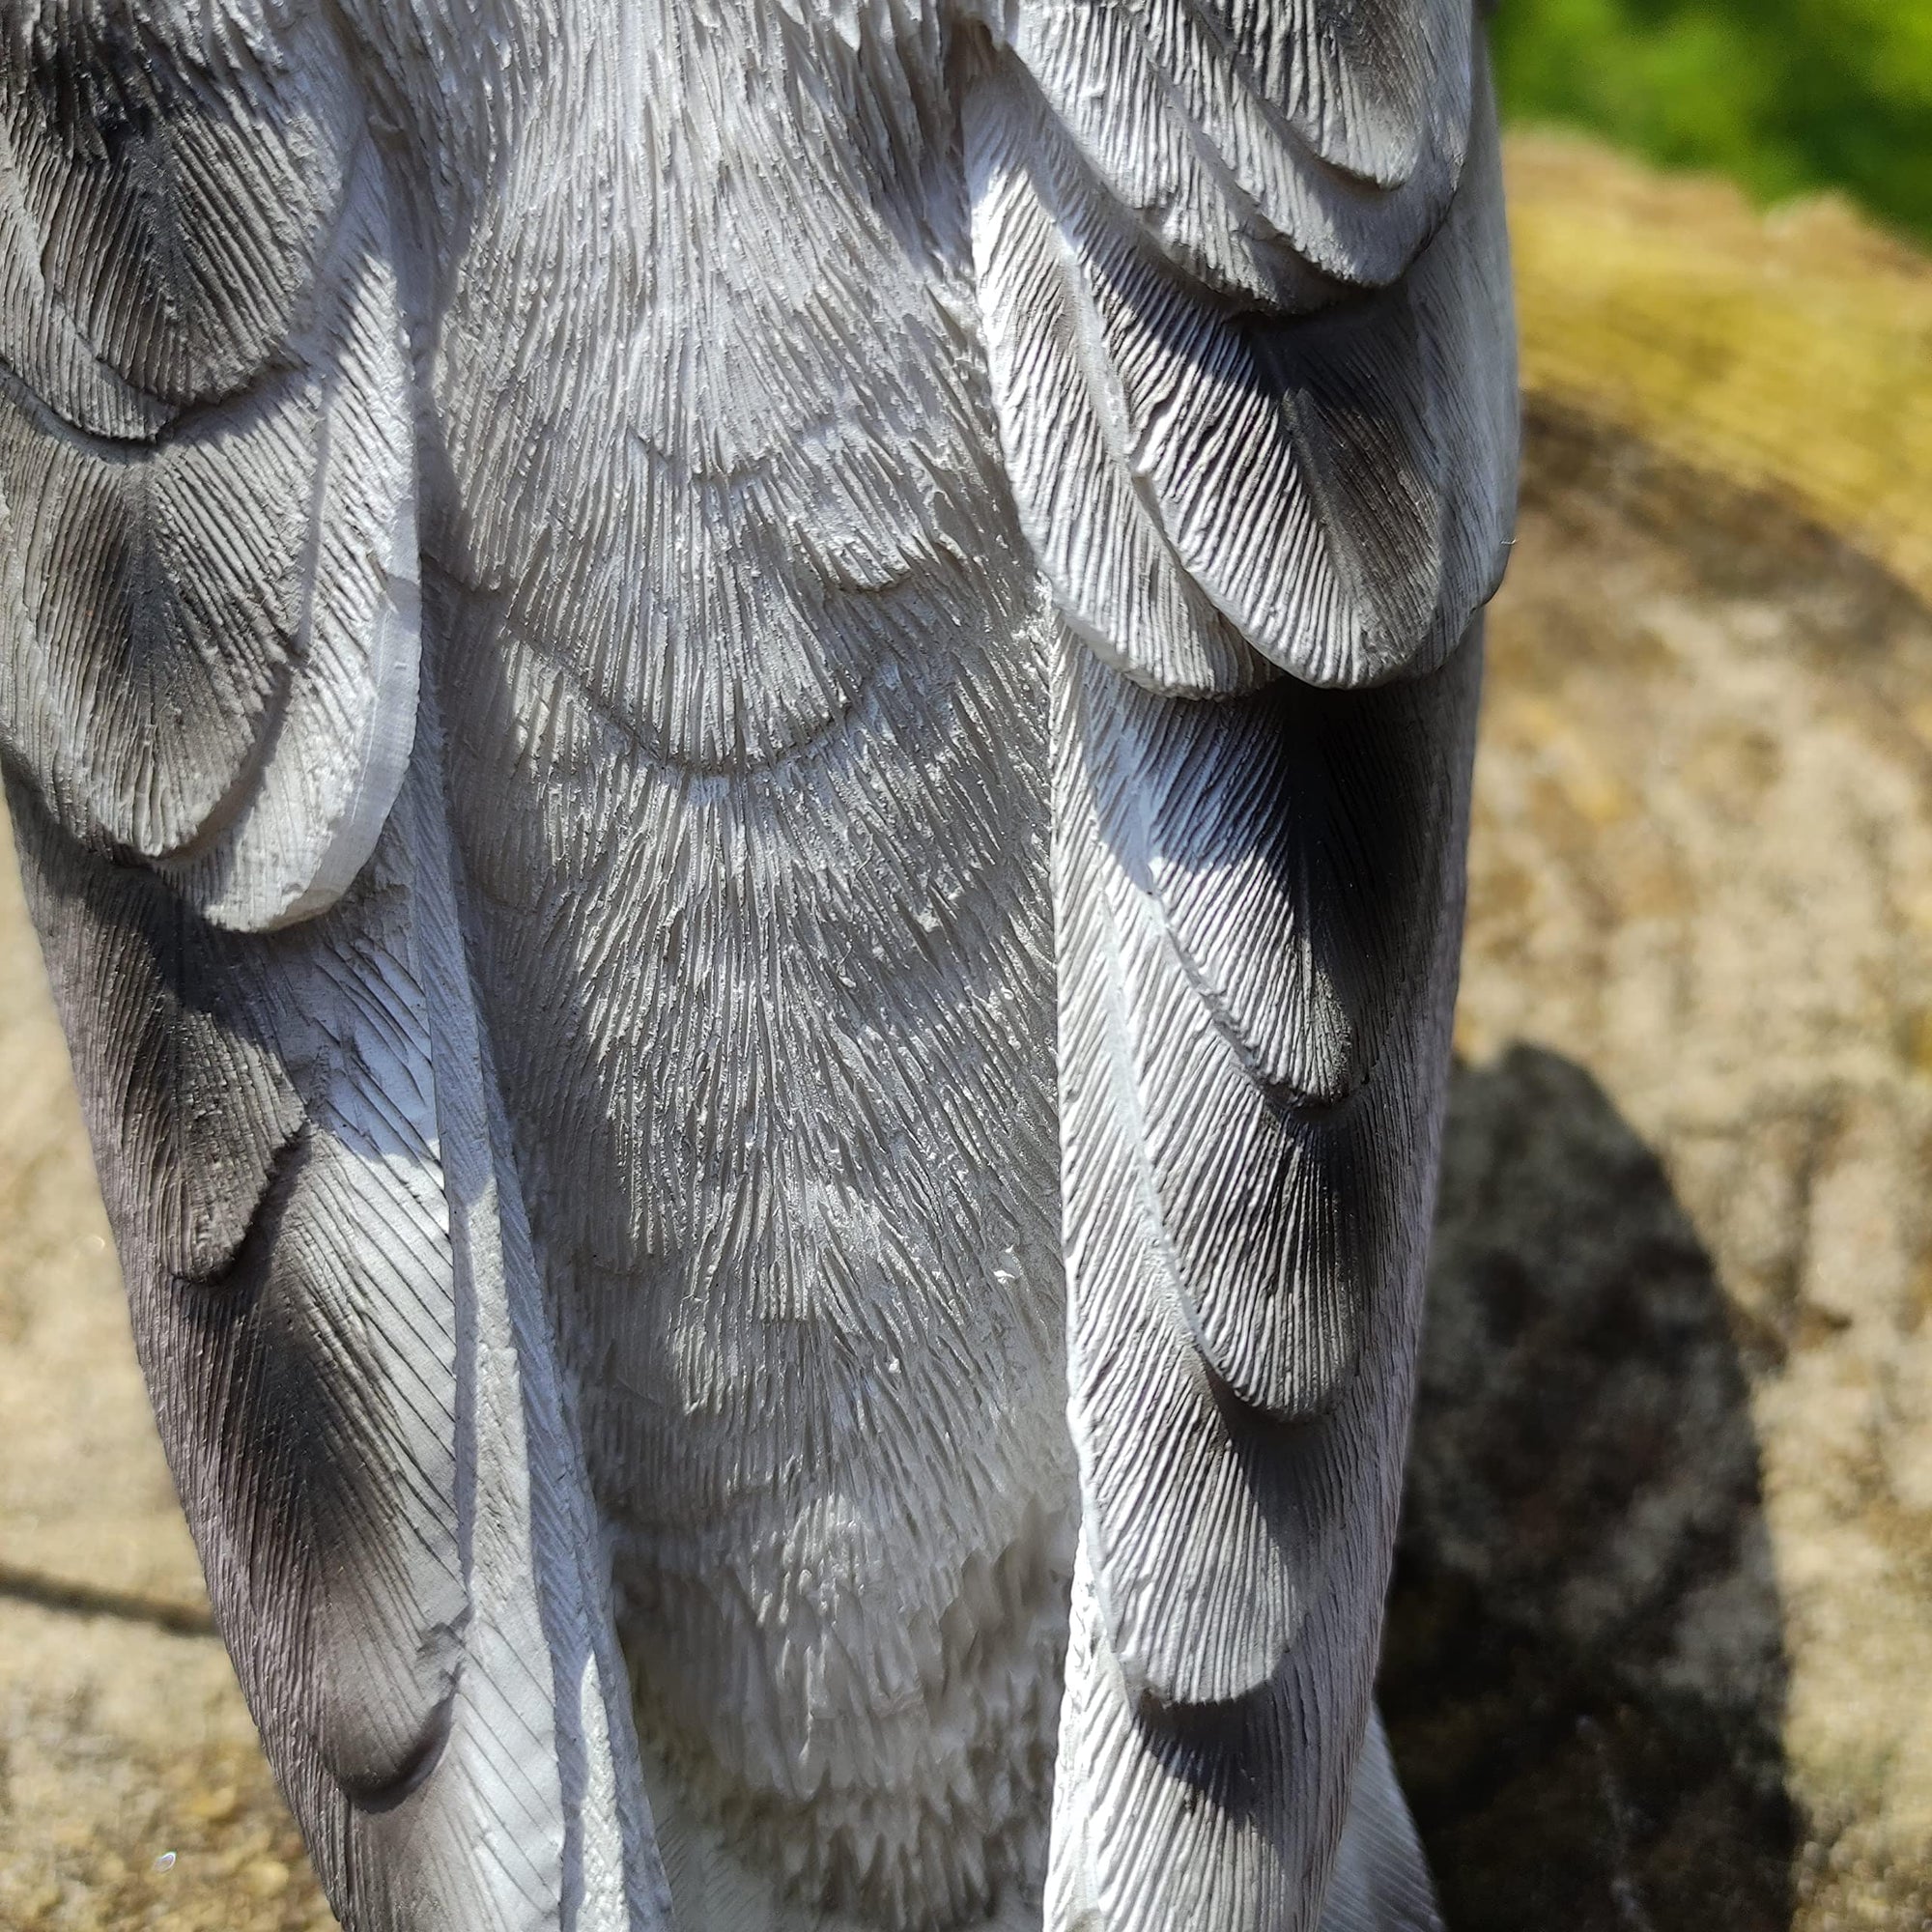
[1042,628,1481,1927]
[969,34,1515,693]
[7,693,669,1929]
[1,3,1517,1926]
[969,0,1473,306]
[0,4,417,931]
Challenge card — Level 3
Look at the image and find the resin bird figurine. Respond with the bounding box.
[0,0,1515,1926]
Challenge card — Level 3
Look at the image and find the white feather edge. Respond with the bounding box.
[1045,1542,1444,1932]
[156,146,421,935]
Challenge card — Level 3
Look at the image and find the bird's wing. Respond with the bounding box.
[0,11,662,1926]
[965,1,1515,1923]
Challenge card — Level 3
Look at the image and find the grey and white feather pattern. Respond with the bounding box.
[0,3,1515,1930]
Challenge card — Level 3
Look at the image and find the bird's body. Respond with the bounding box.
[0,3,1515,1927]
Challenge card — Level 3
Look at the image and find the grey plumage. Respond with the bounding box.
[0,3,1516,1929]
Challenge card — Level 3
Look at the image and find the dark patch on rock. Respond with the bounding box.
[1387,1045,1791,1931]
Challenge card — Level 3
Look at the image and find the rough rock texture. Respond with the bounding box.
[1381,133,1932,1932]
[1386,404,1932,1932]
[0,1600,331,1931]
[3,132,1932,1928]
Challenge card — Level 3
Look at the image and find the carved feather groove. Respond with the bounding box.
[968,6,1512,1925]
[1043,632,1482,1930]
[969,41,1514,695]
[0,3,418,933]
[980,0,1473,304]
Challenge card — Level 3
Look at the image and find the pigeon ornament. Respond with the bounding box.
[0,0,1515,1926]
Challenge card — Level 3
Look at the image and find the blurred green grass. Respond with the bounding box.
[1492,0,1932,242]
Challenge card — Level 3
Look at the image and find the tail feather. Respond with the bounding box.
[1320,1711,1443,1932]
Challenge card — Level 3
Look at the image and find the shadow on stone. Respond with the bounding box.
[1384,1044,1794,1932]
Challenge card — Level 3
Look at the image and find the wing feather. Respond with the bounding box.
[0,3,416,933]
[984,0,1473,302]
[8,703,668,1930]
[1044,630,1480,1928]
[1056,633,1480,1707]
[970,31,1514,694]
[970,3,1513,1924]
[2,10,667,1926]
[972,103,1267,696]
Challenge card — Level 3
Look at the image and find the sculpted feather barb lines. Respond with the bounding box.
[0,2,1516,1928]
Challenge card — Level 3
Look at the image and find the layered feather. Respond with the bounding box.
[969,0,1474,305]
[0,2,417,931]
[1042,634,1479,1928]
[1,9,667,1927]
[968,29,1514,693]
[969,5,1514,1925]
[4,4,1513,1928]
[9,696,669,1932]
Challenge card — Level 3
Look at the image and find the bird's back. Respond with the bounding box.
[412,4,1072,1920]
